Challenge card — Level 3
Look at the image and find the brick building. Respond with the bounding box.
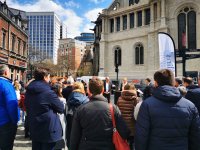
[0,1,28,81]
[57,38,86,77]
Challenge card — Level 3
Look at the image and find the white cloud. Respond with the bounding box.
[84,8,103,22]
[83,8,103,33]
[89,0,105,4]
[2,0,83,38]
[83,23,94,33]
[65,1,80,8]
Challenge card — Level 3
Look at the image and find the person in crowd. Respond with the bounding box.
[50,76,58,87]
[117,83,138,150]
[199,76,200,86]
[18,90,30,138]
[103,77,112,103]
[66,82,89,148]
[25,68,64,150]
[175,77,183,87]
[62,80,73,101]
[70,78,130,150]
[0,64,20,150]
[120,77,128,91]
[183,77,198,91]
[175,77,187,96]
[19,80,25,93]
[81,80,87,95]
[184,77,200,113]
[52,83,67,149]
[143,78,154,100]
[58,78,64,85]
[62,81,68,88]
[135,69,200,150]
[14,80,21,101]
[134,101,142,120]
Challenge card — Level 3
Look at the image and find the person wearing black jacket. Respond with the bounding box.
[184,77,200,113]
[103,77,112,103]
[143,78,154,100]
[70,78,130,150]
[25,68,64,150]
[62,80,73,101]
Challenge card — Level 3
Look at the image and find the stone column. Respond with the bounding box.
[150,2,155,30]
[142,9,145,26]
[114,17,116,32]
[157,1,161,20]
[99,41,105,76]
[120,15,123,31]
[150,3,154,22]
[161,0,166,27]
[104,17,108,33]
[127,13,130,30]
[102,17,105,33]
[134,12,137,28]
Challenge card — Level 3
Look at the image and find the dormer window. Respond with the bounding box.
[129,0,140,6]
[3,6,8,14]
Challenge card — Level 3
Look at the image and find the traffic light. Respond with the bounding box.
[114,48,121,67]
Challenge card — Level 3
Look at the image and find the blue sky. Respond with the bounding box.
[2,0,113,37]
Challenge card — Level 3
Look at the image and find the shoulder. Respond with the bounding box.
[190,88,200,94]
[180,97,196,107]
[0,78,14,91]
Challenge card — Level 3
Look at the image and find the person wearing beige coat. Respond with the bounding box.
[117,83,138,150]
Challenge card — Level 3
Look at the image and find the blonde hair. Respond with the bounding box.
[73,82,85,94]
[14,82,20,91]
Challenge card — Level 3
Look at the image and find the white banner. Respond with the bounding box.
[158,33,176,74]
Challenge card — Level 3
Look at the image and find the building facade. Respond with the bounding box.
[0,1,28,81]
[60,23,67,39]
[27,12,67,64]
[95,0,200,80]
[57,38,86,77]
[75,33,95,44]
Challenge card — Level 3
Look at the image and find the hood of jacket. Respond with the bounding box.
[121,90,137,101]
[26,80,51,94]
[68,92,89,106]
[153,85,182,103]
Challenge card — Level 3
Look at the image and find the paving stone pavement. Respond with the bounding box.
[13,125,31,150]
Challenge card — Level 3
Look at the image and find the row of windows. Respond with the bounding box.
[114,44,144,66]
[110,8,150,32]
[1,31,27,56]
[28,16,53,19]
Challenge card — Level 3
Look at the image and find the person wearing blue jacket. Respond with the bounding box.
[135,69,200,150]
[0,64,20,150]
[66,82,89,148]
[25,68,64,150]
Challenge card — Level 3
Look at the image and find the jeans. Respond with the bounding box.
[0,123,17,150]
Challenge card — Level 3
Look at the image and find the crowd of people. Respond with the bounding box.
[0,64,200,150]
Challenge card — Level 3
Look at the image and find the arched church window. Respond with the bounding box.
[135,43,144,65]
[178,7,196,49]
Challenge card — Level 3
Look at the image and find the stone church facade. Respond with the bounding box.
[95,0,200,80]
